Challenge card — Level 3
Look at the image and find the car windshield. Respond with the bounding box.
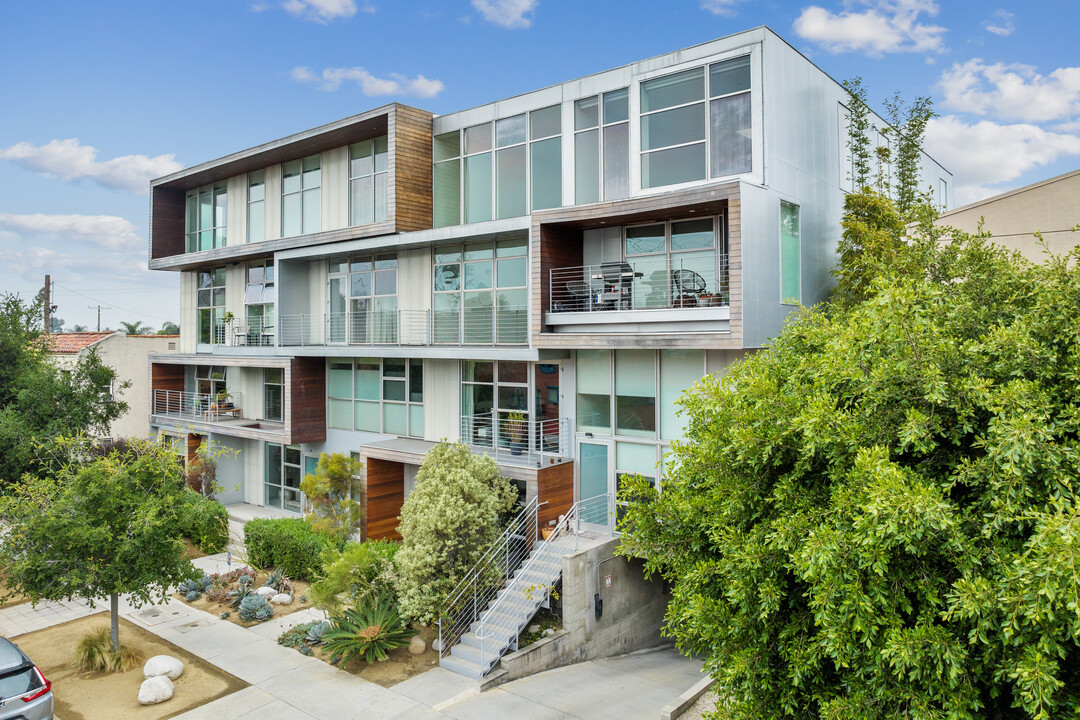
[0,665,41,701]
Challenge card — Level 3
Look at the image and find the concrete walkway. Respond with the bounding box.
[0,545,705,719]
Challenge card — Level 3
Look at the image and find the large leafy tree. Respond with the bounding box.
[0,438,199,652]
[395,441,517,623]
[0,293,127,486]
[619,194,1080,719]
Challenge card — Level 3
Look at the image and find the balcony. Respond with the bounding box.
[545,258,730,334]
[460,411,571,467]
[153,389,249,424]
[280,306,528,347]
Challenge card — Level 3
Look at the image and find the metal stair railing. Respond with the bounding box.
[437,496,541,663]
[474,492,612,673]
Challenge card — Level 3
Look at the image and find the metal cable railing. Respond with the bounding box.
[279,306,529,347]
[549,257,729,313]
[437,497,541,663]
[152,389,244,423]
[460,411,569,466]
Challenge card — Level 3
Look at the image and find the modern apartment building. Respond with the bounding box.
[147,27,952,539]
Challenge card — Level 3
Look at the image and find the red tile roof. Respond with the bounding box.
[46,332,116,354]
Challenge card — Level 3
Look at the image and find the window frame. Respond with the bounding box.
[185,182,228,252]
[348,136,389,227]
[779,200,801,305]
[247,170,265,243]
[196,267,227,345]
[326,357,424,438]
[431,239,528,345]
[281,154,322,238]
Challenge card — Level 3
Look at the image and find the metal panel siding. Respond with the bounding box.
[397,248,430,313]
[179,271,197,353]
[227,175,247,247]
[422,359,459,442]
[264,163,282,241]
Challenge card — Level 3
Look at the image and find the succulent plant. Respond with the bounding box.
[238,573,253,588]
[239,594,274,622]
[221,611,231,619]
[306,620,329,646]
[264,568,294,595]
[185,589,202,602]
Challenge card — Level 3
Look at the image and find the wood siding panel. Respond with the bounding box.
[289,357,326,444]
[185,433,202,466]
[151,362,185,393]
[536,461,574,533]
[365,457,404,541]
[150,186,185,260]
[535,225,583,335]
[392,105,434,233]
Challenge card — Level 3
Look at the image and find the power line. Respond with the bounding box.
[55,283,174,323]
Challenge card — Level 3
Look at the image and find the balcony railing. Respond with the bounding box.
[280,306,529,347]
[153,389,245,423]
[460,411,570,466]
[230,317,275,347]
[549,257,729,313]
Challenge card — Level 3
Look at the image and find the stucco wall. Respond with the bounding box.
[92,334,179,439]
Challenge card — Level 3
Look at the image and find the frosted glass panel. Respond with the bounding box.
[329,399,352,429]
[248,204,264,243]
[616,442,657,475]
[496,114,526,147]
[354,361,380,400]
[465,123,492,154]
[781,201,800,303]
[660,350,703,440]
[575,129,599,204]
[434,131,460,161]
[351,176,374,226]
[496,145,526,219]
[433,160,460,228]
[710,93,752,177]
[603,88,629,124]
[579,443,608,500]
[641,144,706,188]
[615,350,655,438]
[302,188,321,234]
[530,137,561,210]
[574,96,598,130]
[577,349,611,434]
[355,401,379,432]
[383,403,407,435]
[328,361,352,397]
[409,405,424,437]
[603,123,629,200]
[465,154,492,223]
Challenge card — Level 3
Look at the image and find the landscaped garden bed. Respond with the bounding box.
[173,568,312,627]
[14,614,246,720]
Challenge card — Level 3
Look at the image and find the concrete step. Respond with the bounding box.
[440,652,487,680]
[450,638,506,668]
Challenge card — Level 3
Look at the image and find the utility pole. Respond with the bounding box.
[87,305,111,332]
[43,274,51,333]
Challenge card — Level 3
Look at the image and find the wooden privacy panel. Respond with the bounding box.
[365,457,404,541]
[537,462,574,532]
[290,357,326,444]
[150,186,185,260]
[392,105,434,233]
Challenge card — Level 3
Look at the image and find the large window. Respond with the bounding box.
[248,171,265,243]
[574,89,629,204]
[196,267,226,344]
[461,360,528,447]
[465,122,493,224]
[640,56,751,190]
[327,358,424,437]
[282,155,321,237]
[185,182,227,252]
[577,349,611,434]
[327,254,397,344]
[245,261,275,344]
[433,131,462,228]
[265,443,302,513]
[780,201,800,304]
[350,136,388,226]
[263,368,283,422]
[195,365,227,399]
[496,115,526,219]
[623,217,723,308]
[432,239,527,344]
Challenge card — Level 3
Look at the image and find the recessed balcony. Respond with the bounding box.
[459,411,571,467]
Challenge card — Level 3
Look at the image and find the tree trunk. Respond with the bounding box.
[110,593,120,653]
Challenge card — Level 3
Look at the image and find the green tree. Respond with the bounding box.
[395,441,517,624]
[0,438,199,653]
[619,194,1080,719]
[300,452,364,542]
[158,320,180,335]
[0,293,127,487]
[71,324,88,332]
[118,320,149,335]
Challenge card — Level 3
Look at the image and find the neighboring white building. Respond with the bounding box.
[48,332,180,439]
[146,26,951,533]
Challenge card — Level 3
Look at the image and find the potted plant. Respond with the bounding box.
[699,292,717,307]
[221,311,236,345]
[215,388,233,409]
[506,411,528,455]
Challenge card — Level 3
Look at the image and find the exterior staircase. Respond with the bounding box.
[437,494,613,680]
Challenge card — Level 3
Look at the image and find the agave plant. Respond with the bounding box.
[306,620,329,647]
[185,589,202,602]
[323,595,413,667]
[263,568,294,595]
[239,594,274,623]
[228,584,254,608]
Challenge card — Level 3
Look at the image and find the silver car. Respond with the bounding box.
[0,637,52,720]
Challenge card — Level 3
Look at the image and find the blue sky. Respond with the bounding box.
[2,0,1078,330]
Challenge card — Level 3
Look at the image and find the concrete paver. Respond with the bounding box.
[391,666,478,709]
[168,687,278,720]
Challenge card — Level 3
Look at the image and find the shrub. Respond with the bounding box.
[395,441,517,624]
[178,490,229,554]
[71,628,142,672]
[244,518,339,580]
[323,594,413,666]
[310,540,399,614]
[300,453,364,542]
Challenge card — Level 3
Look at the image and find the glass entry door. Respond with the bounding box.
[577,440,613,531]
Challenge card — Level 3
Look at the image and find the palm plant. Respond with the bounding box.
[323,594,413,666]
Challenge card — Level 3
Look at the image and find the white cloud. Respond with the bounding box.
[0,213,143,251]
[981,9,1014,37]
[793,0,947,56]
[472,0,536,29]
[0,139,181,195]
[924,115,1080,205]
[938,59,1080,123]
[282,0,372,22]
[292,66,444,97]
[701,0,750,17]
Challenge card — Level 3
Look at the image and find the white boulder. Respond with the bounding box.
[543,628,556,637]
[143,655,184,680]
[270,593,292,605]
[431,638,442,652]
[255,586,277,598]
[408,636,426,655]
[138,676,175,705]
[528,624,540,634]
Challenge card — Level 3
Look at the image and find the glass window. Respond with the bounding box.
[263,367,283,422]
[244,260,275,344]
[496,114,527,148]
[780,201,800,304]
[709,56,751,97]
[660,350,703,440]
[615,350,655,438]
[531,137,561,211]
[325,358,424,437]
[350,136,389,226]
[434,131,460,161]
[710,93,752,177]
[434,239,526,345]
[577,349,611,434]
[603,88,629,124]
[465,153,493,223]
[248,171,265,243]
[641,68,705,113]
[642,144,706,189]
[530,105,561,140]
[496,143,526,219]
[671,219,714,251]
[625,224,666,255]
[282,154,321,238]
[434,131,461,228]
[574,96,599,131]
[465,123,493,154]
[185,182,227,252]
[196,266,226,344]
[575,128,599,205]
